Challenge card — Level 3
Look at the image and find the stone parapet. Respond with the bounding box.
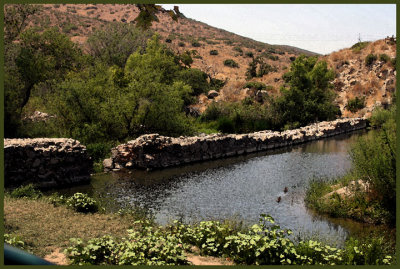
[4,138,92,188]
[105,118,367,171]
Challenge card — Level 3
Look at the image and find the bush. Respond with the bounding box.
[365,54,377,66]
[224,59,239,68]
[165,38,172,43]
[217,117,235,133]
[268,55,279,61]
[4,234,26,249]
[191,41,201,47]
[86,142,114,163]
[351,114,396,219]
[66,193,99,213]
[289,56,296,61]
[273,55,339,128]
[233,46,243,56]
[346,96,365,112]
[379,54,390,63]
[178,41,185,47]
[209,50,218,55]
[243,81,267,91]
[245,51,254,58]
[390,57,396,68]
[10,184,42,199]
[351,41,370,52]
[66,220,188,265]
[369,107,394,128]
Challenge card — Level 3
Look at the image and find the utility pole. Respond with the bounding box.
[358,33,361,43]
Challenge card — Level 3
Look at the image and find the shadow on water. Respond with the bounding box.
[48,129,393,246]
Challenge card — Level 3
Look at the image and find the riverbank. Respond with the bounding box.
[106,117,367,171]
[4,193,395,265]
[305,107,396,226]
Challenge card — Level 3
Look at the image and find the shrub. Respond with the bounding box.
[209,50,218,55]
[178,41,185,47]
[365,54,377,66]
[10,184,42,199]
[4,234,25,249]
[66,220,188,265]
[62,23,78,34]
[351,112,396,219]
[379,54,390,63]
[346,96,365,112]
[165,38,172,43]
[66,193,99,213]
[390,57,396,69]
[245,51,254,58]
[243,81,267,91]
[369,107,394,128]
[217,117,235,133]
[268,55,279,61]
[86,142,113,163]
[224,59,239,68]
[289,56,296,61]
[233,46,243,56]
[191,41,201,47]
[351,41,370,52]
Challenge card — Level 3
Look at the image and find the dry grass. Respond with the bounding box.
[4,196,138,258]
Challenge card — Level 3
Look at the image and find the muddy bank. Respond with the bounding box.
[105,118,367,171]
[4,138,92,189]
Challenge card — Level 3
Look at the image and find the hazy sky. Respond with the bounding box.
[162,4,396,54]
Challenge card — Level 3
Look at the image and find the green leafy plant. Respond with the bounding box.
[209,50,218,55]
[365,54,377,66]
[243,81,267,91]
[191,41,201,47]
[224,59,239,68]
[9,184,42,199]
[4,234,25,249]
[66,220,188,265]
[346,96,365,112]
[66,193,99,213]
[379,53,390,63]
[351,41,370,53]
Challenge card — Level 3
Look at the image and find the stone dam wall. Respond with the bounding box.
[105,118,367,171]
[4,138,92,189]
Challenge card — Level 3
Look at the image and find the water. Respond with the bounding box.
[53,130,391,246]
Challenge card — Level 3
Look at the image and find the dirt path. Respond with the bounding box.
[187,253,234,266]
[44,249,234,266]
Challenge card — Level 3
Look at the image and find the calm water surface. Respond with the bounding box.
[56,130,392,246]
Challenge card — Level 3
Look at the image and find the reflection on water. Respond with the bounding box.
[52,130,392,246]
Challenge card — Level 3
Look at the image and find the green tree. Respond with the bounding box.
[4,4,40,44]
[51,35,194,143]
[273,55,340,129]
[4,27,83,137]
[87,23,152,67]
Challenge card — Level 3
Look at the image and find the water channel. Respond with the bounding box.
[53,130,393,246]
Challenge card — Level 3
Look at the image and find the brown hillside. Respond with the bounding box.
[24,4,396,117]
[323,39,396,118]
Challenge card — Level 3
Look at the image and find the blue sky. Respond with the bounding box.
[162,4,396,54]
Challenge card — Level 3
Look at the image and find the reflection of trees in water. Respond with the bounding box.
[292,130,366,154]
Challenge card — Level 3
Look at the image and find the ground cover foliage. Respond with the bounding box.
[4,185,395,265]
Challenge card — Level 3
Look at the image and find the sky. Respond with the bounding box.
[162,4,396,55]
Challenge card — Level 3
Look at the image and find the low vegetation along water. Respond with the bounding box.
[52,130,392,247]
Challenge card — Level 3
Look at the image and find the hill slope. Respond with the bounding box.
[24,4,397,117]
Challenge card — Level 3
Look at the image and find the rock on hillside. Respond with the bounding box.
[323,39,396,118]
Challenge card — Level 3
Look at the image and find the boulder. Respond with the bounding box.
[207,90,219,99]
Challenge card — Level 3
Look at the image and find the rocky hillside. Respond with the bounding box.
[323,39,396,117]
[25,4,396,117]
